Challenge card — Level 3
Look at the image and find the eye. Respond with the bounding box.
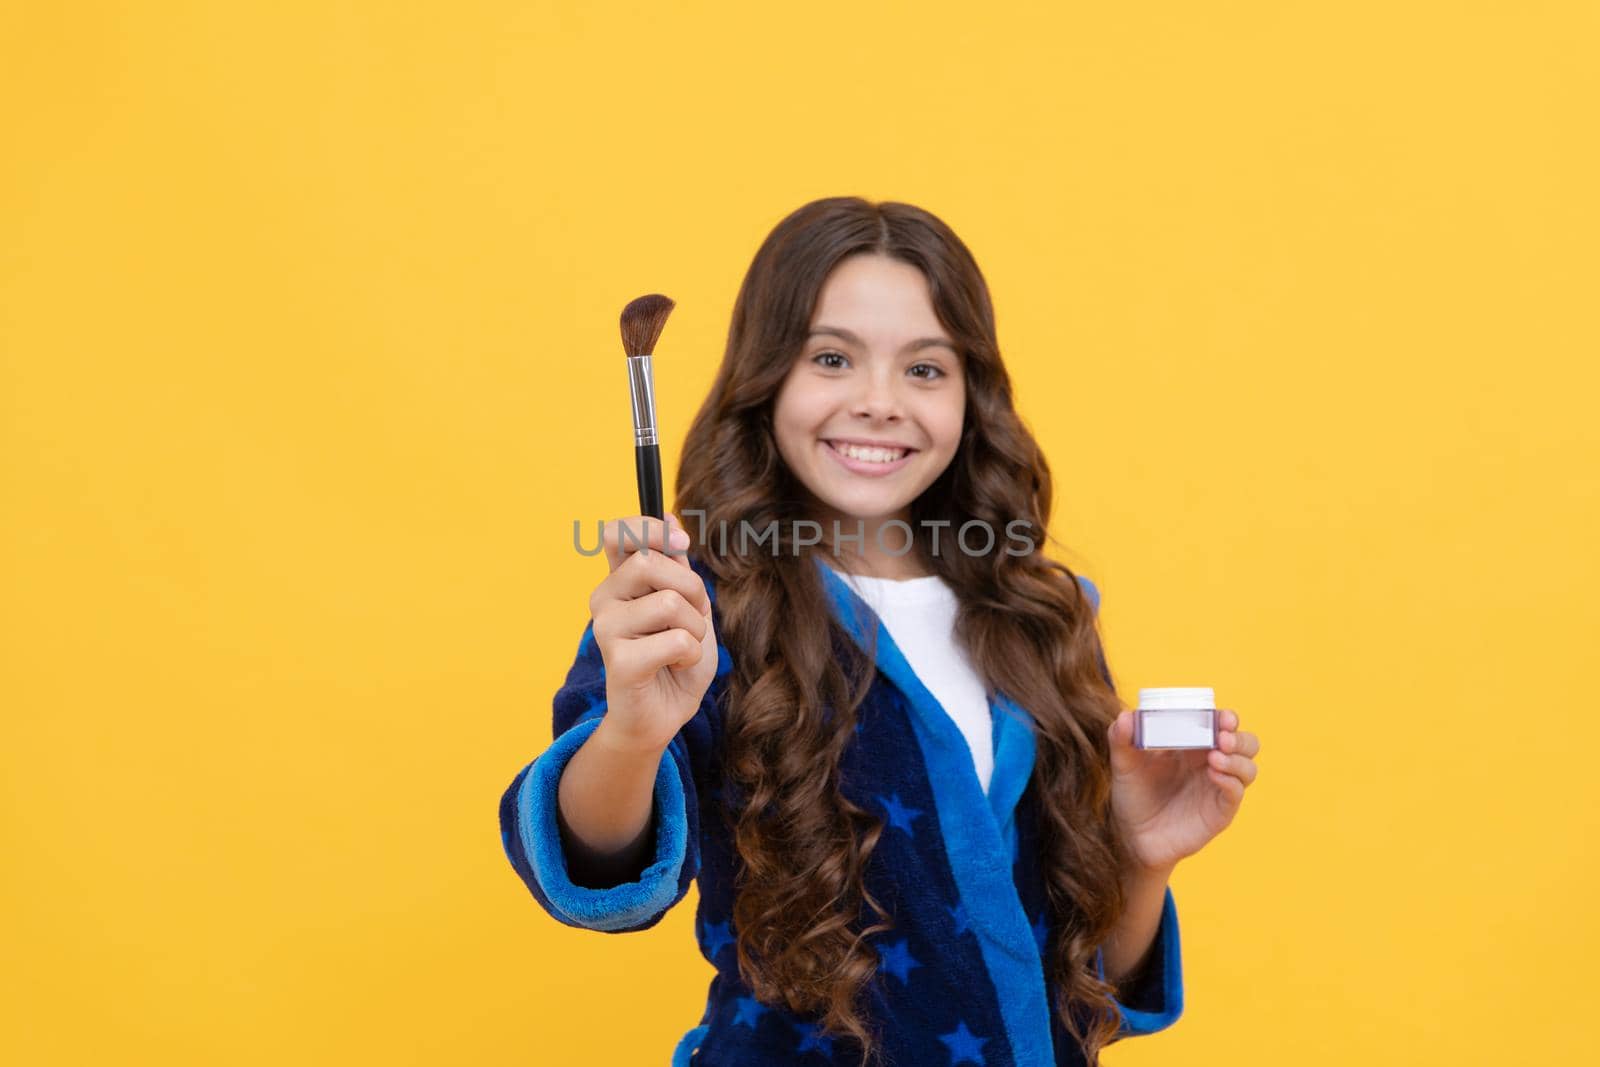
[908,362,946,380]
[812,350,850,370]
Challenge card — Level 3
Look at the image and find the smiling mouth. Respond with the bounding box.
[823,439,917,464]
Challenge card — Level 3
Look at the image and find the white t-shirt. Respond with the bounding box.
[830,566,994,794]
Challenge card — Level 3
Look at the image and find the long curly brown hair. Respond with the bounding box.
[675,197,1133,1065]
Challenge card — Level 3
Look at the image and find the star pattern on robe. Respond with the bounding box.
[877,938,921,985]
[947,902,971,937]
[732,995,768,1029]
[938,1020,988,1065]
[793,1019,835,1056]
[700,918,735,961]
[876,792,923,835]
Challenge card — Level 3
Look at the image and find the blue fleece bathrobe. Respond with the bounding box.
[499,554,1183,1066]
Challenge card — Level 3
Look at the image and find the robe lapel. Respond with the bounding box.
[817,557,1056,1065]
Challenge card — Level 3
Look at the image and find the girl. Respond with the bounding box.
[499,198,1262,1066]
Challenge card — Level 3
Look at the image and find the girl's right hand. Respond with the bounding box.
[589,514,717,757]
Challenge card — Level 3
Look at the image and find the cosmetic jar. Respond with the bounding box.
[1134,687,1219,750]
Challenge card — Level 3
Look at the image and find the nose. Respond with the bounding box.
[851,367,902,423]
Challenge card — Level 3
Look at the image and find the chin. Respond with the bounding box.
[816,485,919,522]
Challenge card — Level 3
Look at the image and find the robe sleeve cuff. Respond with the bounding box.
[1098,884,1185,1036]
[514,715,689,932]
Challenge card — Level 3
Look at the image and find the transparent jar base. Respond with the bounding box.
[1133,708,1218,750]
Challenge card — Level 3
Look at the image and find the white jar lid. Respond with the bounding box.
[1137,687,1215,711]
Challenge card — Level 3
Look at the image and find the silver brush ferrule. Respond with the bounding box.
[626,354,657,446]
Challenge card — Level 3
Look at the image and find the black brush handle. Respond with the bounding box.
[635,442,664,520]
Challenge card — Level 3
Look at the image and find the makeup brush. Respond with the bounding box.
[619,293,675,521]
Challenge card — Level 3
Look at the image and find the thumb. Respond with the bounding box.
[664,512,691,560]
[1107,711,1140,770]
[1108,710,1134,747]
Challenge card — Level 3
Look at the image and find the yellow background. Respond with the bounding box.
[3,2,1596,1063]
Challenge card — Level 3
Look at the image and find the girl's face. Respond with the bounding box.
[772,253,966,526]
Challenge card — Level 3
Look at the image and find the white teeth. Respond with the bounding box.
[830,441,907,463]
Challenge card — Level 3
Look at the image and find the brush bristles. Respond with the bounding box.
[620,293,676,358]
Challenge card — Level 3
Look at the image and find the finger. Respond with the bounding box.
[1219,729,1261,760]
[596,549,713,617]
[1220,708,1239,732]
[601,515,692,573]
[1206,766,1246,803]
[597,587,707,643]
[605,514,692,569]
[1206,748,1258,786]
[1231,730,1260,759]
[610,628,704,686]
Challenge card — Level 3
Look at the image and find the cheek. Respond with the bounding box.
[923,395,966,456]
[772,385,827,461]
[774,380,836,438]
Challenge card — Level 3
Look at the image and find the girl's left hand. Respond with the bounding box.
[1107,708,1261,874]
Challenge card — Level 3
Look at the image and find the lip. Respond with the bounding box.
[820,438,918,477]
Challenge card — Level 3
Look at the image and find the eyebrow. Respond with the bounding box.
[807,325,957,354]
